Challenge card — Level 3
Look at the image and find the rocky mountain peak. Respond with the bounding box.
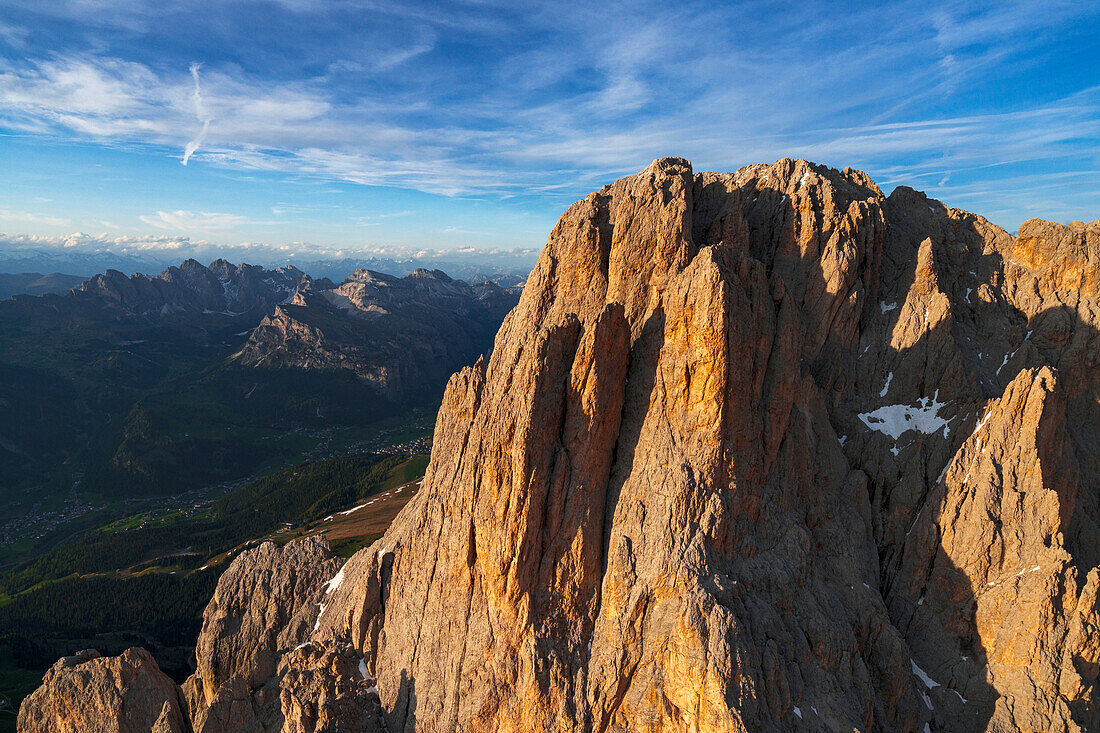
[407,267,451,280]
[20,158,1100,732]
[309,157,1100,731]
[178,258,207,271]
[346,268,398,284]
[232,267,520,402]
[207,258,236,279]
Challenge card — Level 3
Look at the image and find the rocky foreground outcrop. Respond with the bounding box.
[20,159,1100,732]
[18,648,190,732]
[182,537,343,732]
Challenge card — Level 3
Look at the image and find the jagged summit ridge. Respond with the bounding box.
[314,156,912,730]
[232,266,518,401]
[313,157,1100,732]
[19,158,1100,733]
[76,258,311,315]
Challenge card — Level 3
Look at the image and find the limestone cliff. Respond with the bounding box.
[315,159,1100,732]
[19,159,1100,732]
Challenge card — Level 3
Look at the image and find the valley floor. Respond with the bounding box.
[0,414,431,731]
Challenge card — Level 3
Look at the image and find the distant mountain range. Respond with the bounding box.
[0,272,87,300]
[0,257,519,520]
[0,245,536,287]
[77,258,311,315]
[236,267,518,400]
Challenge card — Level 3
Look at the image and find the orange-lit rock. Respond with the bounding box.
[21,162,1100,733]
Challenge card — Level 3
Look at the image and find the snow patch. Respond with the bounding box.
[858,392,950,440]
[952,689,968,704]
[880,372,893,398]
[793,706,802,719]
[971,408,993,438]
[880,301,898,314]
[906,509,921,536]
[323,566,345,595]
[312,603,326,633]
[338,503,369,516]
[996,348,1020,375]
[358,657,369,680]
[912,660,940,689]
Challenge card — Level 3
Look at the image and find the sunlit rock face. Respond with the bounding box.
[19,159,1100,732]
[316,159,1100,732]
[18,648,190,733]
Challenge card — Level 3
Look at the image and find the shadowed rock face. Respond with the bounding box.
[18,158,1100,732]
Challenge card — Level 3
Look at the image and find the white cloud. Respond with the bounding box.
[0,21,29,48]
[0,209,72,227]
[138,210,253,232]
[182,62,211,165]
[0,231,541,273]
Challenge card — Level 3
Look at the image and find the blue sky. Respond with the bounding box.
[0,0,1097,262]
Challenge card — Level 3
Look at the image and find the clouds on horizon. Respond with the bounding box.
[0,0,1097,241]
[0,230,536,264]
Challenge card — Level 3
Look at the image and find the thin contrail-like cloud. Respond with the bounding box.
[182,62,211,165]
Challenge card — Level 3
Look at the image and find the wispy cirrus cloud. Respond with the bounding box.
[182,63,211,165]
[0,21,29,48]
[138,210,259,232]
[0,0,1096,238]
[0,209,72,227]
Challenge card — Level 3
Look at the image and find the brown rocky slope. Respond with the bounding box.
[20,158,1100,732]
